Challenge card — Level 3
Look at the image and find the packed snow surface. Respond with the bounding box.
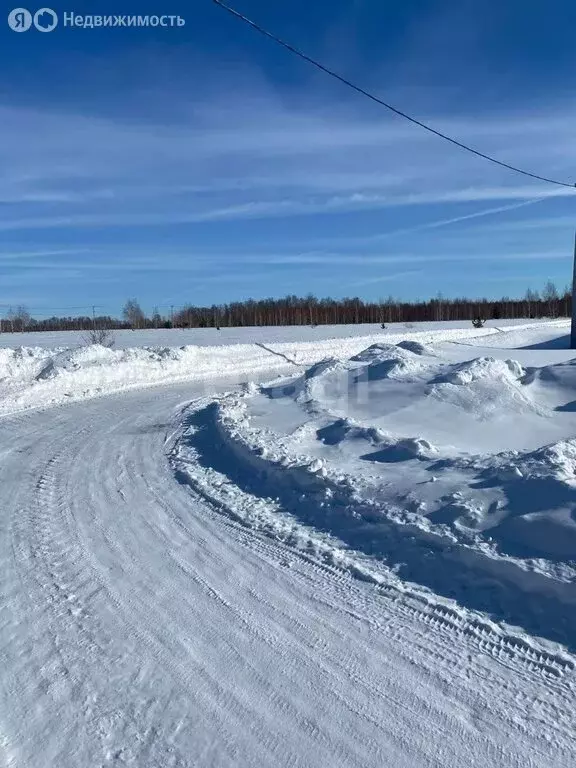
[1,319,576,767]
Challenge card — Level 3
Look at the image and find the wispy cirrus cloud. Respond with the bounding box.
[0,77,575,308]
[0,185,568,233]
[0,97,575,233]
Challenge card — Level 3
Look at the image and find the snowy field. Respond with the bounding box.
[0,316,562,350]
[1,319,576,767]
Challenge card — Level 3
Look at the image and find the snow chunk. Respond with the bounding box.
[351,343,401,362]
[352,342,433,381]
[316,418,386,446]
[395,340,435,356]
[437,357,524,386]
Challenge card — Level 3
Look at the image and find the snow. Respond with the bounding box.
[0,318,568,414]
[0,316,563,350]
[1,319,576,766]
[176,321,576,639]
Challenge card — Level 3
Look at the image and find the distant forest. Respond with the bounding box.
[0,281,570,333]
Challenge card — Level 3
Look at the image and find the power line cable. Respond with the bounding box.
[0,305,103,312]
[212,0,576,190]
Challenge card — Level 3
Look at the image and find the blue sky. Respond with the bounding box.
[1,0,576,317]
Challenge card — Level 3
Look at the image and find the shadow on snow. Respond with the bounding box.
[175,404,576,653]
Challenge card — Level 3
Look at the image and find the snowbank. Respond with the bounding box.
[0,318,571,420]
[0,343,285,414]
[173,387,576,654]
[0,321,548,415]
[169,333,576,652]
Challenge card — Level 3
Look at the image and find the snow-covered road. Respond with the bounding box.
[1,378,574,767]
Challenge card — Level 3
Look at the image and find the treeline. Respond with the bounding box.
[0,282,570,333]
[173,284,570,328]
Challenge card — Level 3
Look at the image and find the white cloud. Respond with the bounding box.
[0,97,575,234]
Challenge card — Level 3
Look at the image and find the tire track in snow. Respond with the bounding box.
[173,399,576,682]
[9,438,194,767]
[0,382,575,767]
[173,456,576,761]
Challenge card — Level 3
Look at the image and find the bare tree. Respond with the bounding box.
[123,298,146,329]
[525,288,539,318]
[563,284,571,317]
[4,305,30,332]
[5,307,15,333]
[83,328,115,347]
[14,305,31,330]
[433,292,444,322]
[542,281,559,317]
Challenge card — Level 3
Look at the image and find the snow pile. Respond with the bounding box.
[261,358,344,403]
[0,343,287,414]
[0,346,56,381]
[259,342,439,429]
[525,439,576,482]
[354,343,430,381]
[177,335,576,646]
[0,321,537,415]
[352,340,435,363]
[435,356,524,385]
[174,399,576,652]
[428,355,550,425]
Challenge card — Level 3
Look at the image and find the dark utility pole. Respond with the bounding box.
[572,232,576,348]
